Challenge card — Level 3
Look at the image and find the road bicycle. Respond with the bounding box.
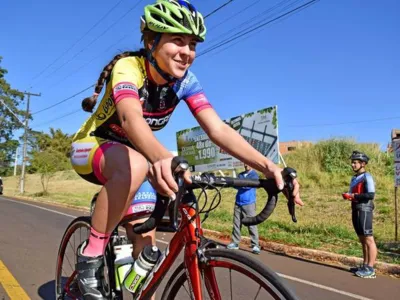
[55,157,299,299]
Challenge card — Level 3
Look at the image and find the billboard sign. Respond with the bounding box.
[176,106,279,172]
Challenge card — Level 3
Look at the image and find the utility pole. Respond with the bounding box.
[13,147,19,176]
[20,91,41,194]
[392,129,400,241]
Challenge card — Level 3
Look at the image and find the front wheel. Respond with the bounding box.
[161,248,298,300]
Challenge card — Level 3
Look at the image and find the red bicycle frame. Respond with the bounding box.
[135,201,211,299]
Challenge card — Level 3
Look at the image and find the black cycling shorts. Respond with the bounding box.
[352,208,373,236]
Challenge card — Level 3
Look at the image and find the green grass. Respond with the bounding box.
[2,139,400,265]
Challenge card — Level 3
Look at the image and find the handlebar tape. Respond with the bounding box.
[241,179,279,226]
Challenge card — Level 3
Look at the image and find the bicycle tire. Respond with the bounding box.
[55,216,120,300]
[161,248,298,300]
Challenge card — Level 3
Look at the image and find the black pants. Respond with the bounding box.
[352,208,373,236]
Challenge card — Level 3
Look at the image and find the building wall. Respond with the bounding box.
[279,141,312,155]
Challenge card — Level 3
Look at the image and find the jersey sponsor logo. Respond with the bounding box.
[71,142,95,166]
[109,124,126,138]
[113,83,138,94]
[96,112,107,120]
[134,191,157,201]
[159,88,168,111]
[159,98,166,110]
[145,114,171,128]
[130,203,155,213]
[76,148,91,153]
[102,97,114,116]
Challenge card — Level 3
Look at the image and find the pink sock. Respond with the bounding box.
[82,227,111,257]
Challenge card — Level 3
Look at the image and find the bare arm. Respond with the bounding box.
[116,97,172,163]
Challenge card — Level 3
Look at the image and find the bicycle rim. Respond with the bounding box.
[161,248,298,300]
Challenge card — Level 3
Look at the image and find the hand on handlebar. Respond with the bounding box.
[147,157,192,200]
[264,164,304,207]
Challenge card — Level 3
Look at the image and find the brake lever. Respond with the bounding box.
[282,167,298,223]
[170,157,190,231]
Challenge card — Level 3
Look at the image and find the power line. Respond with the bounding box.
[34,0,145,87]
[49,33,133,90]
[30,0,306,123]
[0,97,25,126]
[198,0,319,58]
[204,0,235,19]
[30,0,124,84]
[31,84,94,115]
[30,0,234,115]
[205,0,296,46]
[31,109,81,129]
[207,0,264,32]
[44,0,233,92]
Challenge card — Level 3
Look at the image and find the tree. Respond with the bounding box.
[27,128,73,174]
[30,150,70,195]
[0,139,19,176]
[0,56,25,175]
[0,56,25,141]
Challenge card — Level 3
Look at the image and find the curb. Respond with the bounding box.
[202,228,400,278]
[2,194,399,277]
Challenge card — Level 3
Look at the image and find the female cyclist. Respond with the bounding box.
[70,0,303,298]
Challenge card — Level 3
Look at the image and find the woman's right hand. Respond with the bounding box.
[147,157,192,200]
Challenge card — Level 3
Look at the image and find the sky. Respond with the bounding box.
[1,0,399,153]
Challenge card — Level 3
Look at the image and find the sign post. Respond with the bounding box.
[392,129,400,241]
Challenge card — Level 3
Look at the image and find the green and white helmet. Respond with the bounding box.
[141,0,206,42]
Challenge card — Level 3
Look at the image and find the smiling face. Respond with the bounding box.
[351,160,366,173]
[151,33,198,79]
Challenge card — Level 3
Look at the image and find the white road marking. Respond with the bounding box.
[0,197,377,300]
[0,197,168,245]
[278,273,374,300]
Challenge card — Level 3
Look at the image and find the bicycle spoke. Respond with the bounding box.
[183,282,191,298]
[254,285,261,300]
[230,268,233,300]
[162,249,297,300]
[64,251,74,271]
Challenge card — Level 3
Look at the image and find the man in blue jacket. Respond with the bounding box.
[227,164,260,254]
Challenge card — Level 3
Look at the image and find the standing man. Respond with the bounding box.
[227,164,260,254]
[0,177,3,195]
[342,151,377,278]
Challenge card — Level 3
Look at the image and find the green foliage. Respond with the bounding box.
[315,139,357,173]
[30,149,70,194]
[0,57,25,141]
[272,108,277,129]
[27,128,73,174]
[284,138,394,183]
[0,57,25,175]
[0,139,19,176]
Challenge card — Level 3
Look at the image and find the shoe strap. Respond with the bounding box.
[76,256,104,272]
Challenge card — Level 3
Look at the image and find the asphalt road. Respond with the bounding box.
[0,196,399,300]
